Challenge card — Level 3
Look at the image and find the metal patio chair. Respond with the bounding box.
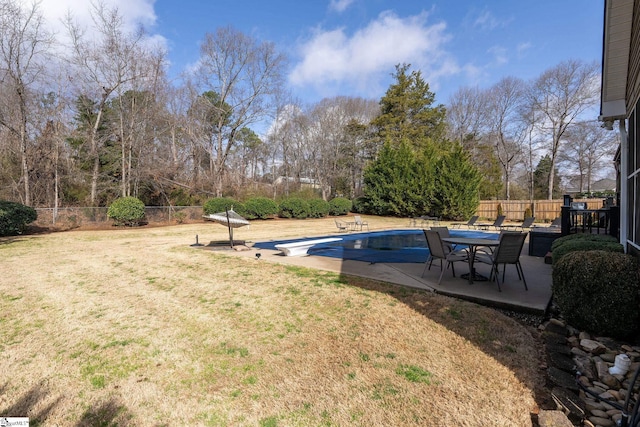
[422,229,469,285]
[475,232,528,292]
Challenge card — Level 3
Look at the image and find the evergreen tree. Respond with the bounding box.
[433,144,482,220]
[371,63,447,151]
[362,140,433,217]
[475,143,504,199]
[534,155,561,199]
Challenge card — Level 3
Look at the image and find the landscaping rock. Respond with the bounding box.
[581,339,606,355]
[550,387,585,424]
[537,409,573,427]
[540,318,640,427]
[587,416,614,427]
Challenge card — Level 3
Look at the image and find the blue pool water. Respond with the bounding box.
[253,229,499,264]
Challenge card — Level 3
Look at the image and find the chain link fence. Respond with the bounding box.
[34,206,204,230]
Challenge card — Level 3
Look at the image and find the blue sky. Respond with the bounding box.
[38,0,604,106]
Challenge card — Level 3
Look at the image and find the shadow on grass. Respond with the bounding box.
[0,236,27,246]
[74,399,131,427]
[0,382,61,425]
[0,382,131,426]
[333,273,547,408]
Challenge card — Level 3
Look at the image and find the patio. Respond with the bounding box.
[215,233,553,315]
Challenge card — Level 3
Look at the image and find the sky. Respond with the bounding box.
[34,0,605,106]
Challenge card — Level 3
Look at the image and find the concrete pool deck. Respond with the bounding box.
[206,234,553,315]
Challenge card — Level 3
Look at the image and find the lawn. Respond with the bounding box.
[0,217,543,426]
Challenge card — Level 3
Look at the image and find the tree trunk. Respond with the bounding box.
[90,105,106,206]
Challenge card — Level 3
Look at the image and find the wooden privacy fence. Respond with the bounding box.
[477,199,607,222]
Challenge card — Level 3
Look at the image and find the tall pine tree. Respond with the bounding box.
[371,63,447,151]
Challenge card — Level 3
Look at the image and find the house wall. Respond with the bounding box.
[628,1,640,111]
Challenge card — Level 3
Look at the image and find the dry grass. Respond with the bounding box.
[0,216,543,426]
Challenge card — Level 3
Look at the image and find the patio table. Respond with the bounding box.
[441,237,500,284]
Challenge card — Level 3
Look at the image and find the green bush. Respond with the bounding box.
[328,197,352,216]
[308,199,330,218]
[107,197,145,226]
[0,200,37,236]
[278,198,310,219]
[551,233,618,252]
[551,238,623,265]
[242,197,278,220]
[203,197,240,215]
[351,197,366,214]
[524,206,532,220]
[552,250,639,339]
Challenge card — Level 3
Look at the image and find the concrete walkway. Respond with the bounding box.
[203,236,553,315]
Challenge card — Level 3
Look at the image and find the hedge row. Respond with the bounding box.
[203,196,352,220]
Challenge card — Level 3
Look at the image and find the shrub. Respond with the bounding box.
[308,199,330,218]
[551,233,618,252]
[328,197,352,216]
[203,197,240,215]
[242,197,278,220]
[496,203,504,218]
[552,251,639,339]
[278,198,310,219]
[107,197,145,226]
[551,238,623,265]
[0,200,37,236]
[351,197,366,214]
[524,206,532,220]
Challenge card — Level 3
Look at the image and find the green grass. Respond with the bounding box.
[396,364,434,384]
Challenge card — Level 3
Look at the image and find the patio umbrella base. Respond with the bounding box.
[205,240,247,248]
[461,271,490,282]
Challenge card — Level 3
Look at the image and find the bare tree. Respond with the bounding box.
[528,59,600,199]
[446,86,503,199]
[446,86,486,150]
[559,120,618,193]
[305,96,378,199]
[0,0,53,205]
[484,77,527,200]
[64,1,161,204]
[192,26,287,196]
[266,98,305,197]
[113,47,167,198]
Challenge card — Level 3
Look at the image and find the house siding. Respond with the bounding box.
[628,1,640,110]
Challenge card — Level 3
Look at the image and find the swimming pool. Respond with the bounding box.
[253,229,499,264]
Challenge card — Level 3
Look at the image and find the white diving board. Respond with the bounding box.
[275,237,342,256]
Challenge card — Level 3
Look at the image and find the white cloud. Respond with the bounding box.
[517,42,532,56]
[33,0,160,41]
[328,0,354,13]
[289,11,458,99]
[488,45,508,66]
[473,10,500,31]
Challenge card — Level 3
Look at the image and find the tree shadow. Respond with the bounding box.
[0,236,26,246]
[335,273,548,407]
[0,382,61,424]
[0,382,132,426]
[74,399,132,427]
